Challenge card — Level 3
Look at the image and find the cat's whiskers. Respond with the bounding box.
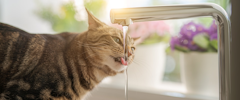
[132,60,149,68]
[129,58,149,68]
[129,57,146,63]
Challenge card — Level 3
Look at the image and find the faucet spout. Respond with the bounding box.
[110,3,231,100]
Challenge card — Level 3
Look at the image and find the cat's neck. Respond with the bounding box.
[64,32,109,87]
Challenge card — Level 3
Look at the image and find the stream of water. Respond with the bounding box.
[123,26,128,100]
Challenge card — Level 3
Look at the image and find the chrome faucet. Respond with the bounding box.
[110,3,231,100]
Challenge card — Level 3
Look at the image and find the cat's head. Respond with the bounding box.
[82,9,137,75]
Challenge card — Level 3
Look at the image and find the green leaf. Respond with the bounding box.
[175,45,190,52]
[35,0,105,33]
[140,33,170,45]
[84,0,107,17]
[196,17,214,27]
[165,46,171,54]
[193,34,210,49]
[210,40,218,50]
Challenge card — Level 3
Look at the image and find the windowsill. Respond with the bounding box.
[87,82,219,100]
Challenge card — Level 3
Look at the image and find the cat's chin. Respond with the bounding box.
[104,56,128,72]
[110,59,127,72]
[115,64,127,72]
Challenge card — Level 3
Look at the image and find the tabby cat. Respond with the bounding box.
[0,9,137,100]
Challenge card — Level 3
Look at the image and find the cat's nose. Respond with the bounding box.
[128,51,132,57]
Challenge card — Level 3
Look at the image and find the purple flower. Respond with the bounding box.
[170,21,208,51]
[170,20,219,52]
[207,20,218,40]
[170,36,180,50]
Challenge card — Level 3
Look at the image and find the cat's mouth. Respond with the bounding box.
[112,56,128,65]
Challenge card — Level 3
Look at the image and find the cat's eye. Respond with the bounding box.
[131,47,135,51]
[113,37,120,43]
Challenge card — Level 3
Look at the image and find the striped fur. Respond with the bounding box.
[0,10,136,100]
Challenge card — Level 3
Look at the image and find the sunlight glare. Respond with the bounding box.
[106,0,127,23]
[107,0,127,9]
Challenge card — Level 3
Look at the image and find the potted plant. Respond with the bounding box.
[170,21,219,97]
[35,0,107,33]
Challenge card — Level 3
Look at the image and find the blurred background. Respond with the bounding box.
[0,0,230,100]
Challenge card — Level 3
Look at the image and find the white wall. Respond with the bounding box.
[0,0,2,20]
[0,0,66,33]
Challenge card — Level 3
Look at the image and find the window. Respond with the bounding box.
[1,0,229,100]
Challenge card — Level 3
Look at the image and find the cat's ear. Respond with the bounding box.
[132,37,141,45]
[133,37,140,41]
[85,8,105,29]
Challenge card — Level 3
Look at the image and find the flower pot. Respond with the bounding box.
[127,43,167,88]
[109,43,167,89]
[180,52,219,97]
